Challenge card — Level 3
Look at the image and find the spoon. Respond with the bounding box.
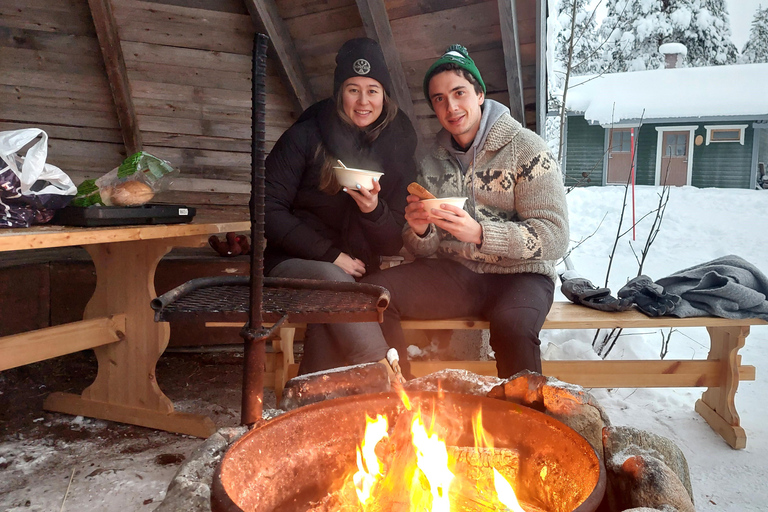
[337,159,348,168]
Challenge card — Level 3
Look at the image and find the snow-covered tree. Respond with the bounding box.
[554,0,601,76]
[740,5,768,64]
[597,0,738,72]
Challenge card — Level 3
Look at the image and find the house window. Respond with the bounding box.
[704,124,747,145]
[609,129,632,152]
[664,133,687,156]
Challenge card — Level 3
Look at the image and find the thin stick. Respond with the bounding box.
[337,159,348,168]
[60,468,75,512]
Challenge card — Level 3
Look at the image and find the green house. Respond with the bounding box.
[560,63,768,189]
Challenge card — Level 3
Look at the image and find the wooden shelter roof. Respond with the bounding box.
[0,0,545,212]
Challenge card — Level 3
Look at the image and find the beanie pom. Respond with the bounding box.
[445,44,469,58]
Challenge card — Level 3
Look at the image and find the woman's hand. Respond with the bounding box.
[404,194,431,235]
[333,252,367,277]
[344,178,380,214]
[428,203,483,245]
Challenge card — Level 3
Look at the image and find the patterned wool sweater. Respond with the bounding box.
[403,108,569,282]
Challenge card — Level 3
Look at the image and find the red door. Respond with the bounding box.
[607,129,633,184]
[660,131,689,186]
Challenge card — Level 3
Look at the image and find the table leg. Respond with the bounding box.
[43,238,216,437]
[694,325,749,449]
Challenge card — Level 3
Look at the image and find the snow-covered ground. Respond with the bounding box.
[548,184,768,510]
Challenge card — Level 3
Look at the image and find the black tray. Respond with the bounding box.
[52,205,196,227]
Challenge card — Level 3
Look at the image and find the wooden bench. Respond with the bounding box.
[209,302,766,449]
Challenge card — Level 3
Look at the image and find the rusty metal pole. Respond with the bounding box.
[241,33,269,425]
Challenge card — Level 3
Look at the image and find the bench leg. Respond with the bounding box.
[694,325,749,449]
[272,327,295,403]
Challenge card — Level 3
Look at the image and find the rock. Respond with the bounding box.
[603,425,693,503]
[154,426,248,512]
[488,370,610,456]
[604,452,694,512]
[279,362,390,410]
[403,368,503,396]
[622,507,678,512]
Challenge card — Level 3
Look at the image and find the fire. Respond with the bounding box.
[350,392,527,511]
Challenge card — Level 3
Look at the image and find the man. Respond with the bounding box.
[363,44,569,379]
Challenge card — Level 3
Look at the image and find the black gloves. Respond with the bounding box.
[561,276,633,312]
[617,275,680,317]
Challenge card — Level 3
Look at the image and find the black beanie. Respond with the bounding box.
[333,38,392,96]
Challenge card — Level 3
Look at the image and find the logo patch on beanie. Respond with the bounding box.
[353,59,371,75]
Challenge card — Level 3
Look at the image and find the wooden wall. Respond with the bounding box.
[1,0,540,211]
[0,0,299,212]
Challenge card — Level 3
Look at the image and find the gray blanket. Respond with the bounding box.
[655,255,768,320]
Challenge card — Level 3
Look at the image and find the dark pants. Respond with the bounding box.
[362,259,554,379]
[269,259,390,374]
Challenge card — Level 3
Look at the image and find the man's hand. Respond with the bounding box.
[343,179,380,214]
[429,203,483,245]
[333,252,367,277]
[404,194,431,235]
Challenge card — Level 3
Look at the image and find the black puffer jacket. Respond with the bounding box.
[264,99,417,274]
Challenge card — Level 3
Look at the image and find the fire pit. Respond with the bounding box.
[211,391,605,512]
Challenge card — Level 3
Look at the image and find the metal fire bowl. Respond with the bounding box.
[212,391,606,512]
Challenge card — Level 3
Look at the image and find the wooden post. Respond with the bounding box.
[498,0,526,125]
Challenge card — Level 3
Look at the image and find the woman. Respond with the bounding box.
[264,38,417,376]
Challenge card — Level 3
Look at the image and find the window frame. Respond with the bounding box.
[704,124,748,145]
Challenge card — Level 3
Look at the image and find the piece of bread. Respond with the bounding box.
[407,182,436,200]
[108,180,155,206]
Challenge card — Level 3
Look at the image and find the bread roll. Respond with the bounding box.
[109,181,155,206]
[407,182,436,200]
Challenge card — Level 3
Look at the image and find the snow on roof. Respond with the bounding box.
[659,43,687,55]
[565,63,768,125]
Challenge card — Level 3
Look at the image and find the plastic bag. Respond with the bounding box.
[0,128,77,228]
[72,151,178,207]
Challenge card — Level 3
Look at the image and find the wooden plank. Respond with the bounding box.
[0,103,121,129]
[138,115,287,142]
[274,0,355,20]
[0,220,250,252]
[0,3,95,37]
[44,391,217,438]
[284,5,362,38]
[355,0,415,122]
[0,26,100,56]
[497,0,526,125]
[88,0,143,154]
[0,315,126,371]
[0,121,125,144]
[244,0,315,110]
[409,359,757,388]
[385,0,487,21]
[0,46,107,75]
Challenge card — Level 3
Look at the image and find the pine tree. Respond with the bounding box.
[554,0,601,76]
[741,5,768,64]
[597,0,738,72]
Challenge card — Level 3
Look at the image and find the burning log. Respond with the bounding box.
[279,362,391,411]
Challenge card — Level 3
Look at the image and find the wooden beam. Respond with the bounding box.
[244,0,315,111]
[0,315,126,371]
[498,0,526,125]
[355,0,416,123]
[87,0,142,154]
[536,0,547,135]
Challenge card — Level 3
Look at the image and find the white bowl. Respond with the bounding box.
[421,197,468,219]
[333,166,384,191]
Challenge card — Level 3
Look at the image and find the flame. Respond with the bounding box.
[493,468,526,512]
[350,391,528,511]
[353,414,389,506]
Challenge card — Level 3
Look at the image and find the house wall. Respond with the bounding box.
[690,124,754,188]
[564,118,758,189]
[756,126,768,175]
[563,116,606,188]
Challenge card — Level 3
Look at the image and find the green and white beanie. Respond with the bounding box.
[422,44,486,109]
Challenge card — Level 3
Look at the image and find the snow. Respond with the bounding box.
[1,186,768,511]
[565,63,768,124]
[546,184,768,510]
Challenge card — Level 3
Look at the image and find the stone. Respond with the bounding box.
[604,452,695,512]
[603,425,693,503]
[404,368,503,396]
[488,370,610,456]
[154,426,248,512]
[279,362,390,411]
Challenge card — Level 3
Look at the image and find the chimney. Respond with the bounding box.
[659,43,687,69]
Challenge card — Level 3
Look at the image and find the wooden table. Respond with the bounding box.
[0,216,249,437]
